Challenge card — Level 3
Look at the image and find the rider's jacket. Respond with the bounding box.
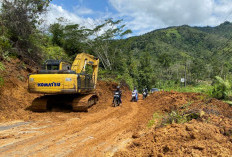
[132,89,138,95]
[114,90,122,96]
[143,89,148,94]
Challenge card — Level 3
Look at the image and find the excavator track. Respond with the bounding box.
[30,94,98,112]
[72,94,98,112]
[31,96,48,112]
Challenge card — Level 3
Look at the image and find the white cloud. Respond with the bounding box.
[109,0,232,35]
[74,6,94,15]
[43,4,97,29]
[4,0,231,36]
[42,4,116,37]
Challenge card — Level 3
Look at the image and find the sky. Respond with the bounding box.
[44,0,232,36]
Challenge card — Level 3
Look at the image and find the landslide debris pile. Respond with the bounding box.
[0,59,38,122]
[92,81,130,111]
[114,92,232,157]
[0,59,129,122]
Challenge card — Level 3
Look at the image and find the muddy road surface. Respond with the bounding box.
[0,95,152,157]
[0,77,231,157]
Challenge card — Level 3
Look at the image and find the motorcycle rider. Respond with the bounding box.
[143,87,148,98]
[132,87,138,101]
[113,86,122,104]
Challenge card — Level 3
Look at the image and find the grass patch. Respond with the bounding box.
[147,112,163,128]
[223,100,232,107]
[163,84,211,93]
[148,110,201,127]
[162,110,201,125]
[148,101,203,128]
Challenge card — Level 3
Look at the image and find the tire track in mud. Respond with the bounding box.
[0,98,148,157]
[67,101,141,157]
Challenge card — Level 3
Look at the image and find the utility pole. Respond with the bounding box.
[184,63,187,87]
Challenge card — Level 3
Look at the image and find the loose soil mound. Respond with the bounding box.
[0,59,38,122]
[0,59,231,156]
[91,80,131,112]
[114,92,232,157]
[114,119,232,157]
[0,59,129,122]
[143,92,232,118]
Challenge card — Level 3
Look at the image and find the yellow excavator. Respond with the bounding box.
[28,53,99,112]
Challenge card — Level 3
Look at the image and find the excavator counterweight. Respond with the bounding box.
[28,53,99,112]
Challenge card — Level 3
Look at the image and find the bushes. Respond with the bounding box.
[148,110,202,128]
[43,46,70,62]
[0,36,12,60]
[208,76,231,100]
[0,36,11,51]
[162,110,201,125]
[147,112,162,127]
[160,76,232,101]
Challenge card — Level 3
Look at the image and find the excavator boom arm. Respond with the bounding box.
[71,53,99,85]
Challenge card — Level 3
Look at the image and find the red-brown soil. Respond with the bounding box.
[114,92,232,157]
[114,119,232,157]
[0,59,231,156]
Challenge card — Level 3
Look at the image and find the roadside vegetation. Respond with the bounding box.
[148,103,203,128]
[0,1,231,156]
[1,0,232,100]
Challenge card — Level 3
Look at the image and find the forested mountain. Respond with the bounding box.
[109,21,232,90]
[1,0,232,91]
[195,21,232,38]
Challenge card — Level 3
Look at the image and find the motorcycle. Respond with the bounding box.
[112,92,121,107]
[131,92,138,102]
[143,92,148,100]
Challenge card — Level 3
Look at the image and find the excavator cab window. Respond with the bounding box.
[38,60,75,74]
[47,64,59,70]
[44,60,71,71]
[44,60,61,70]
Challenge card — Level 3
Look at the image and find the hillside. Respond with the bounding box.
[109,22,232,89]
[123,21,232,55]
[118,21,232,61]
[195,21,232,38]
[0,1,231,156]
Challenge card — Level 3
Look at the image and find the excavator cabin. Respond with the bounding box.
[43,60,71,71]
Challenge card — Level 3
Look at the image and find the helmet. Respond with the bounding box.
[117,86,120,89]
[134,87,136,90]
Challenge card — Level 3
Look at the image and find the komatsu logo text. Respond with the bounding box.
[37,83,61,87]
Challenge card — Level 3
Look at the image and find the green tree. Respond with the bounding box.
[63,24,89,58]
[138,52,153,91]
[49,23,64,47]
[210,76,231,99]
[1,0,51,59]
[157,52,172,68]
[87,19,132,70]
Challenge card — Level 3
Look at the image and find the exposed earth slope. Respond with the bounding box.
[0,60,231,157]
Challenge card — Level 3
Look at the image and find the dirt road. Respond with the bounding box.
[1,59,231,157]
[0,90,231,157]
[0,95,152,157]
